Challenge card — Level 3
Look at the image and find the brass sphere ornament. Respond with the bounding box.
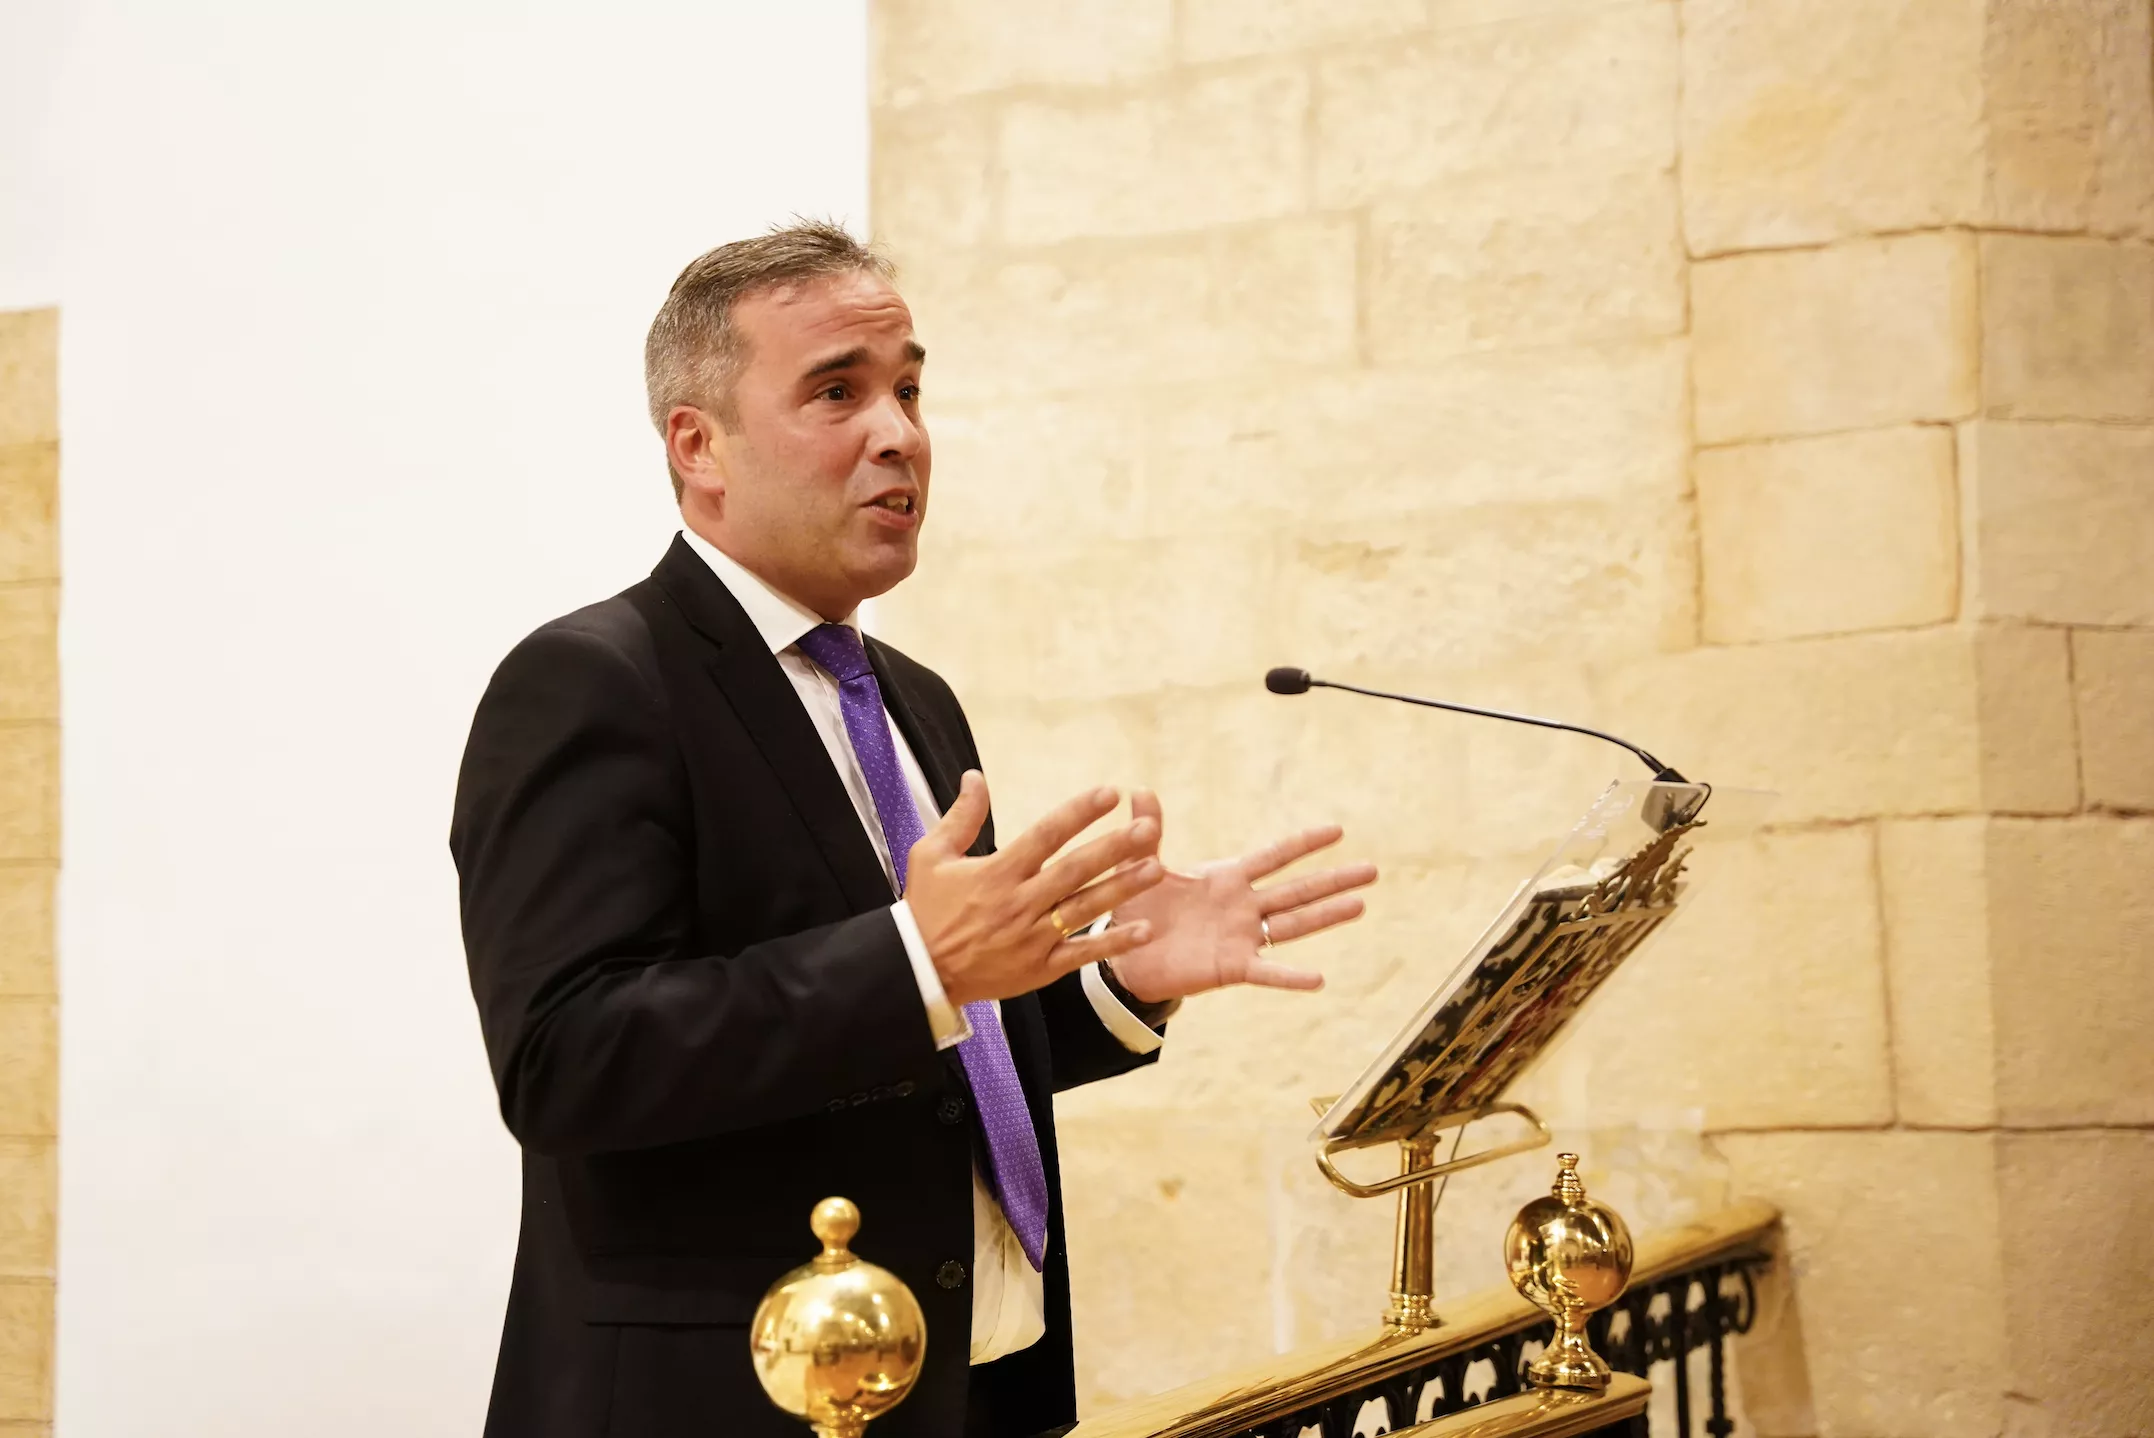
[750,1198,926,1438]
[1503,1153,1635,1391]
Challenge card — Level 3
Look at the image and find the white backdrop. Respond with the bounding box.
[27,3,869,1432]
[0,0,65,311]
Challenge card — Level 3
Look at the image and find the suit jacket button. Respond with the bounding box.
[936,1093,966,1125]
[935,1260,967,1290]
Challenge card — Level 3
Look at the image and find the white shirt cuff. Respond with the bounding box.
[1080,961,1165,1055]
[891,900,972,1050]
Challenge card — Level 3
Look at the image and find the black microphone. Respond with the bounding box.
[1263,666,1687,784]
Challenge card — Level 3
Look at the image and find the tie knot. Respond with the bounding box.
[795,622,872,682]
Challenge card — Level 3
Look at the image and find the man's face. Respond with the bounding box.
[676,270,930,620]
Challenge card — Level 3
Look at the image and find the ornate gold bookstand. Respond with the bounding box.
[1309,1097,1554,1332]
[1309,780,1709,1334]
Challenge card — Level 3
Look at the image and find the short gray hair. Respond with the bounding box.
[644,219,895,497]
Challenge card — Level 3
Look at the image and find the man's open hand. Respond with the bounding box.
[905,772,1167,1009]
[1101,790,1378,1004]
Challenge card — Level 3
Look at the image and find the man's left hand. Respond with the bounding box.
[1102,790,1378,1004]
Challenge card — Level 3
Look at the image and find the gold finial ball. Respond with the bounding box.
[751,1198,926,1438]
[1503,1153,1634,1391]
[811,1196,861,1255]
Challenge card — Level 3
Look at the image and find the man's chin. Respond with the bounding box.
[848,544,919,603]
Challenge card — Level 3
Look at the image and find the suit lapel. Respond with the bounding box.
[860,628,1070,1128]
[650,540,1054,1117]
[867,644,960,812]
[869,641,998,862]
[651,537,894,915]
[870,649,1003,1095]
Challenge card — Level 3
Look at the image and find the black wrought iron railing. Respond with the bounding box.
[1234,1255,1763,1438]
[1068,1201,1780,1438]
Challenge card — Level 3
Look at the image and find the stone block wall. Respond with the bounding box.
[869,3,2152,1432]
[0,308,58,1435]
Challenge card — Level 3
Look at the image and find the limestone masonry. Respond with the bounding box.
[871,1,2153,1433]
[0,304,59,1431]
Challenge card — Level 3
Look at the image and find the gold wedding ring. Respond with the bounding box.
[1260,916,1275,950]
[1050,906,1083,941]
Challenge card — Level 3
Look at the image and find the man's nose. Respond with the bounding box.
[869,394,924,463]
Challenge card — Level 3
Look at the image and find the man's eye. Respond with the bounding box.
[898,383,921,402]
[819,383,850,401]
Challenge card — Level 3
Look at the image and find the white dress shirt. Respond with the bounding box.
[679,529,1162,1363]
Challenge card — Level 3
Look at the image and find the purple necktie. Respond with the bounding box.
[793,622,1051,1271]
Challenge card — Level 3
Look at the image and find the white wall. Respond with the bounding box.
[0,0,67,312]
[45,4,869,1433]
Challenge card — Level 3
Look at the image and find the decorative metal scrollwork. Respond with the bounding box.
[1234,1256,1763,1438]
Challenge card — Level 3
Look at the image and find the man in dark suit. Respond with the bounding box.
[451,222,1376,1438]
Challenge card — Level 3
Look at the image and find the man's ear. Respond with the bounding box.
[665,405,727,500]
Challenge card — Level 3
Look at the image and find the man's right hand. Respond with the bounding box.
[905,772,1164,1009]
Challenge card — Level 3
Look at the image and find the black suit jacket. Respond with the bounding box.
[451,537,1157,1438]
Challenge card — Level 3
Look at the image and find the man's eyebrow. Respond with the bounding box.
[800,342,927,382]
[802,347,868,381]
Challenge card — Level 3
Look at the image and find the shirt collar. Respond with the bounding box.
[677,527,858,658]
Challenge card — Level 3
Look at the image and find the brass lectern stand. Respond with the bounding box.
[1309,779,1713,1335]
[750,780,1772,1438]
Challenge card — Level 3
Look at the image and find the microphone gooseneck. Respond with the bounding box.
[1265,667,1687,784]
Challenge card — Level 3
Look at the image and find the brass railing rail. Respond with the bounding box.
[1397,1374,1651,1438]
[1068,1199,1780,1438]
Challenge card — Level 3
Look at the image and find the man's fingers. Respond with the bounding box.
[998,785,1123,875]
[1236,823,1347,882]
[915,770,991,864]
[1258,861,1380,914]
[1047,921,1153,977]
[1115,790,1166,878]
[1028,816,1160,911]
[1261,893,1368,944]
[1243,958,1325,992]
[1046,858,1165,933]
